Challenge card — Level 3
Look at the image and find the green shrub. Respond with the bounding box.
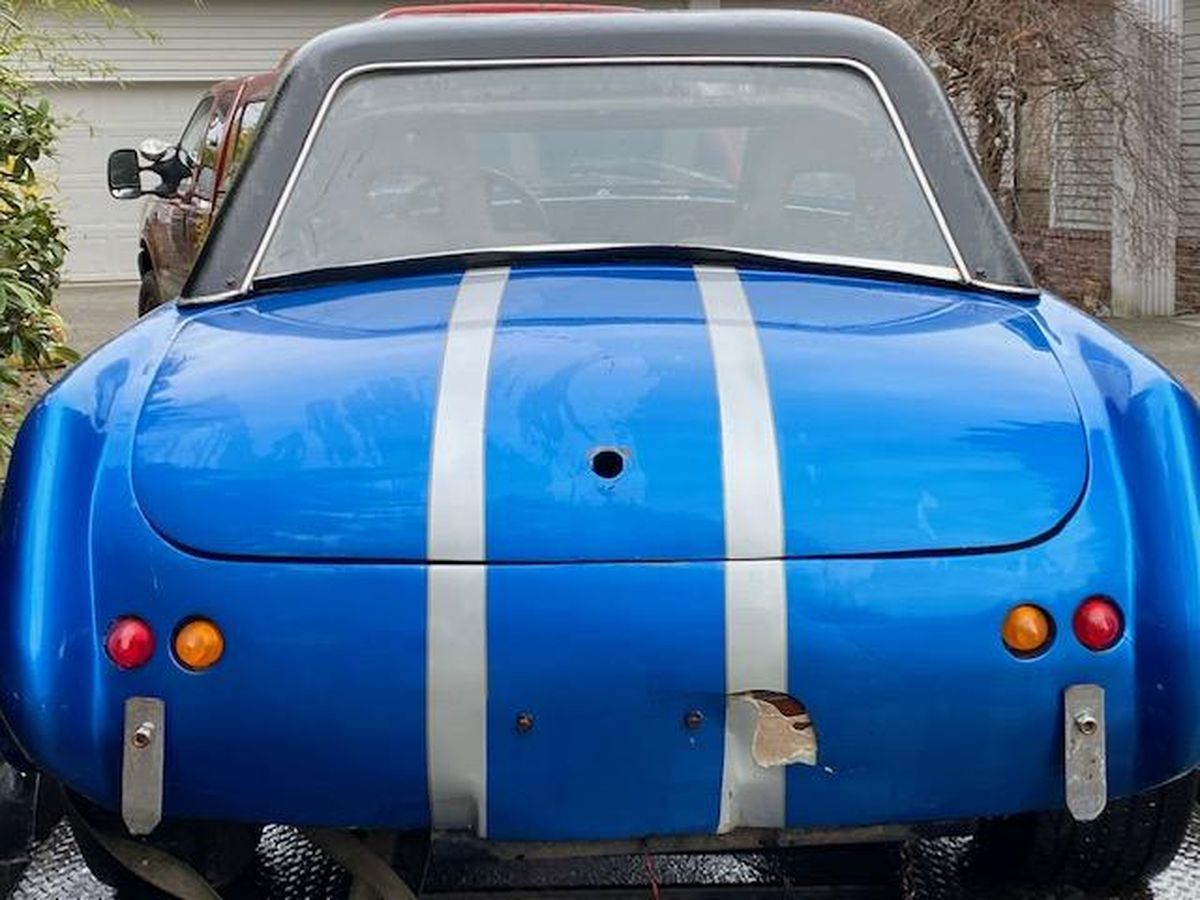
[0,1,143,457]
[0,89,74,456]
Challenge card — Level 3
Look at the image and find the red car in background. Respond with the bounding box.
[107,9,638,316]
[108,71,276,315]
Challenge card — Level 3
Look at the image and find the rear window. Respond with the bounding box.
[258,63,957,278]
[222,99,267,192]
[194,90,234,201]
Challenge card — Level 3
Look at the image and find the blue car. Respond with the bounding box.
[4,6,1200,895]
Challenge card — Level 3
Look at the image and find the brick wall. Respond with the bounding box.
[1012,177,1112,313]
[1011,190,1200,315]
[1176,239,1200,314]
[1017,227,1112,314]
[1013,229,1200,316]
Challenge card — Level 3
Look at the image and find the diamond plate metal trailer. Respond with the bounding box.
[9,808,1200,900]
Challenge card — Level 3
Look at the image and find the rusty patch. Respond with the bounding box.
[733,691,818,768]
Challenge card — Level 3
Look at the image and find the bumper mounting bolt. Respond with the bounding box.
[1075,711,1099,737]
[515,712,534,734]
[684,710,704,730]
[131,721,155,750]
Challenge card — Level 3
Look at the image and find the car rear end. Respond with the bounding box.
[4,10,1200,894]
[4,263,1198,841]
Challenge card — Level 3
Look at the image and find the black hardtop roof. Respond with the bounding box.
[298,8,915,72]
[185,9,1034,298]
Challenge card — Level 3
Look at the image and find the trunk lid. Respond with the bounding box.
[132,265,1086,561]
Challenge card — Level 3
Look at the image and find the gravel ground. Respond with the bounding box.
[0,370,59,437]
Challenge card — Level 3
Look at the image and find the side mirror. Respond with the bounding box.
[138,138,173,163]
[107,149,144,199]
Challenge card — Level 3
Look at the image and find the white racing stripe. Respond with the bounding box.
[695,265,789,834]
[426,267,509,836]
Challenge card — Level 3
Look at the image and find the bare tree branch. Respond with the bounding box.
[830,0,1183,276]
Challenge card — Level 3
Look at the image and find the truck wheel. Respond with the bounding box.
[138,270,163,317]
[64,789,260,897]
[972,769,1199,890]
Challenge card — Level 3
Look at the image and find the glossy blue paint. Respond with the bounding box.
[485,266,724,562]
[487,562,725,839]
[1,267,1199,839]
[782,538,1138,827]
[1035,298,1200,789]
[1,303,431,826]
[132,266,1087,563]
[742,271,1088,556]
[132,274,460,560]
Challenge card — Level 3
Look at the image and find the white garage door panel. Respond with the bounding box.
[42,82,204,281]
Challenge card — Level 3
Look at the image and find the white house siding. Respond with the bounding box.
[1043,0,1184,315]
[1111,0,1182,316]
[29,0,388,83]
[1178,0,1200,307]
[1182,0,1200,236]
[1049,87,1114,231]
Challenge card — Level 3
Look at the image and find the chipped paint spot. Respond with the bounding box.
[733,691,818,768]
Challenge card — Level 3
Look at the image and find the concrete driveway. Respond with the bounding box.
[54,281,1200,396]
[54,282,137,356]
[1109,316,1200,397]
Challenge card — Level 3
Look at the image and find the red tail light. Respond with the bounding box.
[1073,596,1123,652]
[106,617,155,670]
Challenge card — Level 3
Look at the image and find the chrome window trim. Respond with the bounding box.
[971,277,1042,297]
[183,287,244,306]
[216,55,1016,302]
[255,243,963,288]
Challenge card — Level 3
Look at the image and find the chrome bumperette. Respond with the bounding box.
[1064,684,1107,822]
[121,696,165,836]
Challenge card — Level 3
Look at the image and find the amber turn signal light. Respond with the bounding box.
[1002,604,1053,656]
[173,619,224,671]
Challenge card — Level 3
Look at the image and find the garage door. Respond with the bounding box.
[40,82,207,282]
